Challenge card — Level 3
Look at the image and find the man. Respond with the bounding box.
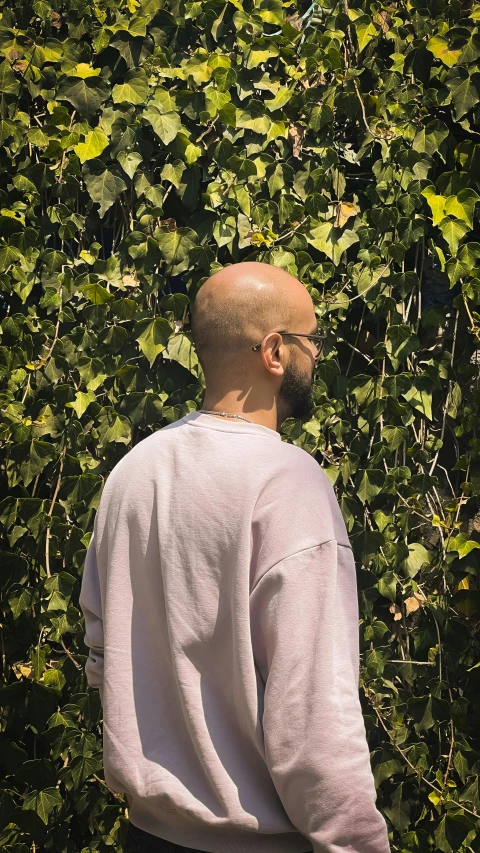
[79,262,391,853]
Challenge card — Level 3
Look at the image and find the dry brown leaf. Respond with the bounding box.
[389,603,402,621]
[286,13,303,30]
[405,596,420,615]
[288,124,304,159]
[13,664,33,679]
[335,201,357,228]
[159,218,177,231]
[376,11,391,33]
[122,274,139,288]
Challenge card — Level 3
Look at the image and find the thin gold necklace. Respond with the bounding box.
[199,409,253,424]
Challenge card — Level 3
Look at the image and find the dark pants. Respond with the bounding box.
[124,821,313,853]
[123,821,212,852]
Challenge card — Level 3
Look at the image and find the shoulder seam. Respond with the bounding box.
[250,539,352,596]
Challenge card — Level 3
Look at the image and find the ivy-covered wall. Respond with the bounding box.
[1,0,480,850]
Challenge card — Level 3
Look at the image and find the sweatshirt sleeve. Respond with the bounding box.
[78,531,104,702]
[250,540,391,853]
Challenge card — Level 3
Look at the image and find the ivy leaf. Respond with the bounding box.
[437,217,470,255]
[434,814,476,853]
[426,35,463,67]
[0,60,21,95]
[381,424,409,450]
[65,391,97,418]
[384,783,411,833]
[57,76,110,120]
[23,787,63,823]
[161,159,186,188]
[143,108,181,144]
[401,543,431,578]
[74,129,109,164]
[377,571,397,602]
[413,120,449,155]
[164,333,199,375]
[112,68,149,104]
[445,68,480,120]
[155,226,198,268]
[402,380,433,420]
[355,17,378,52]
[265,87,295,112]
[443,189,480,228]
[134,317,172,366]
[386,325,420,370]
[116,151,143,179]
[307,222,359,265]
[356,469,385,504]
[83,160,127,218]
[11,440,57,488]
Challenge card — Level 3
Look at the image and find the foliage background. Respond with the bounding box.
[1,0,480,849]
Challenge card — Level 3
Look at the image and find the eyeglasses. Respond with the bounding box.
[252,328,327,362]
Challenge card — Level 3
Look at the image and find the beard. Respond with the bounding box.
[277,356,316,427]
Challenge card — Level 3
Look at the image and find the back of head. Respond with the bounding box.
[189,261,309,384]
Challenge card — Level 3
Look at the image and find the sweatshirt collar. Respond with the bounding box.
[181,411,281,440]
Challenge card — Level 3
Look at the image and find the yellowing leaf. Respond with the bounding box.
[335,201,357,228]
[427,35,463,67]
[70,63,101,78]
[355,18,378,52]
[74,128,109,163]
[421,186,447,226]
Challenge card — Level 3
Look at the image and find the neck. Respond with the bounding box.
[200,397,280,433]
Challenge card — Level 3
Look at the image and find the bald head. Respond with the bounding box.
[190,262,314,384]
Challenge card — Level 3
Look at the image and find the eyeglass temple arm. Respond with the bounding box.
[252,331,326,352]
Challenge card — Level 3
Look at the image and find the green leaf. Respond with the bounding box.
[161,159,186,188]
[245,39,279,70]
[445,68,480,120]
[57,76,110,120]
[79,282,114,304]
[83,160,127,218]
[23,787,63,823]
[0,60,21,95]
[444,189,480,228]
[65,390,96,418]
[434,814,476,853]
[356,469,385,504]
[377,571,397,602]
[112,68,149,104]
[307,223,359,265]
[14,440,57,487]
[265,87,295,112]
[426,35,463,67]
[447,533,480,558]
[164,333,199,375]
[402,381,433,420]
[134,317,172,366]
[144,108,182,144]
[116,150,143,179]
[155,226,197,268]
[401,543,431,578]
[386,325,420,370]
[74,129,109,163]
[413,120,449,156]
[355,17,378,52]
[204,86,231,117]
[381,424,409,450]
[411,197,438,240]
[384,784,410,833]
[437,217,470,255]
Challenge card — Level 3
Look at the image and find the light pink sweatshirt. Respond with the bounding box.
[79,411,391,853]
